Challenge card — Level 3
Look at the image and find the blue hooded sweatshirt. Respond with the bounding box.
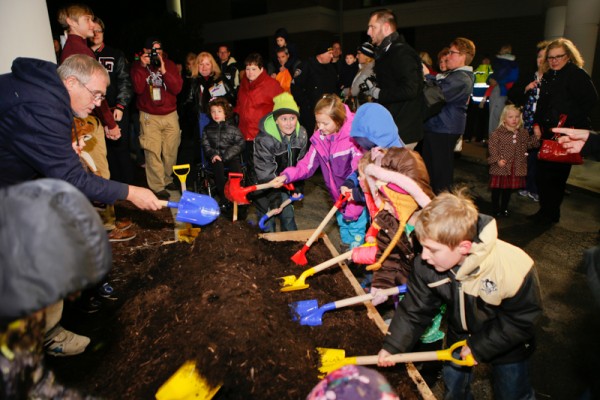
[345,103,405,201]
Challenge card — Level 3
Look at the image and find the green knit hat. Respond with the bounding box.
[272,92,300,119]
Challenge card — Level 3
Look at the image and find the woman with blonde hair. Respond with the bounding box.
[530,38,598,224]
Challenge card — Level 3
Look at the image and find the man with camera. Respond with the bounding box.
[364,9,424,149]
[131,38,183,200]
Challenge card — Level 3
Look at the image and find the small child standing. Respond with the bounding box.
[271,94,366,249]
[488,104,540,217]
[201,98,245,209]
[377,188,542,399]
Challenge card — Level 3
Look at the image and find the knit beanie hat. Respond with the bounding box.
[314,41,333,56]
[357,42,375,58]
[306,365,399,400]
[272,92,300,119]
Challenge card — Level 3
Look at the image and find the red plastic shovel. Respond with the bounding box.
[290,192,351,266]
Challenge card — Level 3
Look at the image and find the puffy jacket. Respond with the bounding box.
[0,58,128,203]
[255,112,308,186]
[281,105,365,220]
[488,54,519,96]
[201,120,245,163]
[383,215,543,365]
[424,67,474,135]
[235,70,283,141]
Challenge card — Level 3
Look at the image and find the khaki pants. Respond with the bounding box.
[139,110,181,192]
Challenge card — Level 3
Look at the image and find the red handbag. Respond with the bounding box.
[537,114,584,165]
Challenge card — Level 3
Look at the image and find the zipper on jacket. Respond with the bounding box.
[458,281,468,331]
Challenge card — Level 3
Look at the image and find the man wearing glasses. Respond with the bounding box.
[0,54,164,355]
[422,38,476,194]
[131,37,183,200]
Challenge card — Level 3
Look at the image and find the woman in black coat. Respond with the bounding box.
[531,38,598,224]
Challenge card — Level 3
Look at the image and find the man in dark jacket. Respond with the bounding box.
[90,17,134,184]
[291,42,338,133]
[217,45,240,91]
[364,9,424,148]
[0,55,161,210]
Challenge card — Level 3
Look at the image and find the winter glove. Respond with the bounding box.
[370,287,389,306]
[351,243,378,264]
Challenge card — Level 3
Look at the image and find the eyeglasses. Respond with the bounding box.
[75,77,105,102]
[547,54,567,61]
[447,50,463,56]
[93,29,103,34]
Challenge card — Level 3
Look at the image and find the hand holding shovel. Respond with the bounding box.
[258,194,304,231]
[316,340,475,378]
[290,284,407,326]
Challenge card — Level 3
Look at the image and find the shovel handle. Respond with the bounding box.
[311,250,353,274]
[332,285,407,309]
[303,192,350,249]
[352,340,474,367]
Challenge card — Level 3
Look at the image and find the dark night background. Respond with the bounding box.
[46,0,201,64]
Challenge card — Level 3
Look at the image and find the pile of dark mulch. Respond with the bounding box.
[47,201,424,399]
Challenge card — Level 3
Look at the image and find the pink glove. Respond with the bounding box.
[370,287,389,306]
[352,244,377,264]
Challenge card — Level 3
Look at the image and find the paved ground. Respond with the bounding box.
[279,147,600,399]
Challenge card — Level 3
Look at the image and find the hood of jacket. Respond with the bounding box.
[259,112,300,143]
[455,214,534,305]
[3,58,70,113]
[350,103,404,148]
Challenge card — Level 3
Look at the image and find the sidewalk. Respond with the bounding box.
[460,141,600,194]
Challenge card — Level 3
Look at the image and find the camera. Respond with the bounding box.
[359,75,377,94]
[149,48,161,68]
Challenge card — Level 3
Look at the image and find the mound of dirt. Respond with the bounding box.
[47,201,424,399]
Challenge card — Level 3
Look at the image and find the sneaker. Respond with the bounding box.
[108,229,136,242]
[153,190,170,200]
[165,182,180,191]
[528,192,539,202]
[114,219,133,231]
[518,190,529,197]
[44,326,90,357]
[98,282,118,301]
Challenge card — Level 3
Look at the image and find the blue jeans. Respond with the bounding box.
[256,192,297,232]
[443,356,535,400]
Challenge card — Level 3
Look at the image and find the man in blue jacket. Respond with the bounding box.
[0,54,161,210]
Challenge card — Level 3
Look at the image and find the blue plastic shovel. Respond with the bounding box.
[290,284,407,326]
[258,195,304,231]
[160,191,220,225]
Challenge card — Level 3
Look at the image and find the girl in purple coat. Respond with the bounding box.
[271,94,367,250]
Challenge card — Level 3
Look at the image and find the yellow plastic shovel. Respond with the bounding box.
[278,250,353,292]
[316,340,475,378]
[173,164,191,192]
[155,361,221,400]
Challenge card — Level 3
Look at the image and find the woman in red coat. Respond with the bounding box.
[234,53,283,184]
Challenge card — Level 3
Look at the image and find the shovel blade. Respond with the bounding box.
[290,246,309,266]
[316,348,356,377]
[289,299,319,321]
[176,191,220,226]
[155,361,221,400]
